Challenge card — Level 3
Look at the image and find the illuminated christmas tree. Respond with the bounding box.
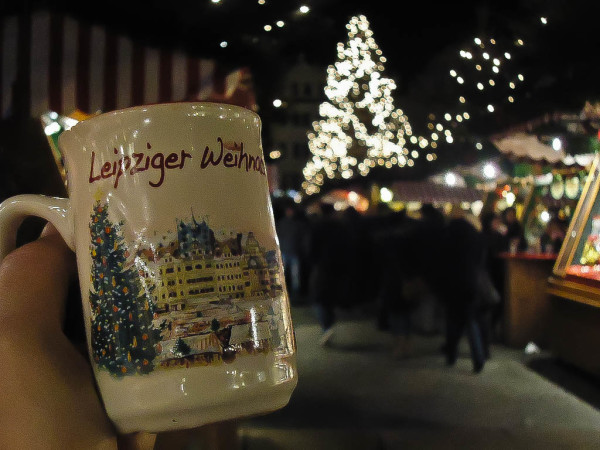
[302,15,445,195]
[89,201,160,376]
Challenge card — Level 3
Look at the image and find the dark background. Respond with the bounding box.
[5,0,598,130]
[2,0,599,201]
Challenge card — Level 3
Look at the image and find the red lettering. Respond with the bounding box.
[180,150,192,168]
[89,151,101,183]
[101,161,113,179]
[165,152,179,169]
[223,151,236,167]
[149,153,166,187]
[114,156,131,188]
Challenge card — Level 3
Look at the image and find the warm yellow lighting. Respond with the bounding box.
[489,79,495,86]
[450,69,457,77]
[508,96,514,102]
[44,121,61,135]
[264,24,272,31]
[476,142,483,150]
[459,96,466,103]
[492,66,499,73]
[299,5,310,13]
[457,77,464,84]
[476,65,482,71]
[516,39,524,46]
[518,74,524,81]
[302,14,436,195]
[276,20,285,27]
[463,112,470,119]
[445,172,457,186]
[483,52,489,59]
[444,113,451,121]
[477,83,484,90]
[270,150,281,159]
[509,82,515,89]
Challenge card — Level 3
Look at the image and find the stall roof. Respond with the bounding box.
[491,132,565,163]
[390,181,484,204]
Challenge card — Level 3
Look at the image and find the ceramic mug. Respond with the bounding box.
[0,102,297,433]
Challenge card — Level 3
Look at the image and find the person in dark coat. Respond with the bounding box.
[503,206,526,252]
[276,203,304,300]
[307,202,354,345]
[370,209,421,357]
[480,211,508,341]
[435,215,489,373]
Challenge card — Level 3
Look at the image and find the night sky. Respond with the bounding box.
[6,0,600,170]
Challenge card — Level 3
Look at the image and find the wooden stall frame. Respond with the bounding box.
[552,153,600,277]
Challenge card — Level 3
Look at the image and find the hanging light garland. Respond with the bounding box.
[424,13,549,151]
[446,35,527,116]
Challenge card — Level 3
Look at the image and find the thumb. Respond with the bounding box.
[0,221,77,335]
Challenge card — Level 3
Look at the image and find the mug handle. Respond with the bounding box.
[0,194,74,263]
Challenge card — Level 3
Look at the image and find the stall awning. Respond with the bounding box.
[1,10,255,119]
[492,132,565,163]
[390,181,484,204]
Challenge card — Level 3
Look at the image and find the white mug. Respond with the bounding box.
[0,102,297,433]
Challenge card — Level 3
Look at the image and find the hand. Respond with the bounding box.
[0,223,156,449]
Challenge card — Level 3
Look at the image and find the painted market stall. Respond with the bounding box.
[547,153,600,376]
[488,129,594,348]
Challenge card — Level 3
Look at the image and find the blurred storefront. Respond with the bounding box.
[548,153,600,376]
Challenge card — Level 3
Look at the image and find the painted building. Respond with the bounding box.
[140,218,282,312]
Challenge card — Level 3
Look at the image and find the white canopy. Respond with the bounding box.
[492,132,565,163]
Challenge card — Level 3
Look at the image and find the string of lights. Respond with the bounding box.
[425,14,550,152]
[301,15,450,196]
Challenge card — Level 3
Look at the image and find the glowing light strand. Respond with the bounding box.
[302,15,440,195]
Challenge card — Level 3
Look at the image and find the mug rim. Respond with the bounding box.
[60,101,260,141]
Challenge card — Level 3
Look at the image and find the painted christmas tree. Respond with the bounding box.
[302,15,440,195]
[89,200,160,376]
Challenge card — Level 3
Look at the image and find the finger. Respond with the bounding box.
[40,221,59,238]
[117,432,157,450]
[0,221,77,335]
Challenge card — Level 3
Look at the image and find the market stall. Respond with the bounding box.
[487,129,595,347]
[547,153,600,376]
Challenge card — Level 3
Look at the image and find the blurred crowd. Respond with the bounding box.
[275,199,566,374]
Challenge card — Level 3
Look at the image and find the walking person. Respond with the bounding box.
[434,214,490,373]
[307,202,353,346]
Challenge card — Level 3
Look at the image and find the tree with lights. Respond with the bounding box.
[89,201,161,377]
[302,15,443,196]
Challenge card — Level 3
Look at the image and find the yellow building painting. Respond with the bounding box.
[144,231,281,312]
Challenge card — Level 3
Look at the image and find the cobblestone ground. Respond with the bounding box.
[237,306,600,450]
